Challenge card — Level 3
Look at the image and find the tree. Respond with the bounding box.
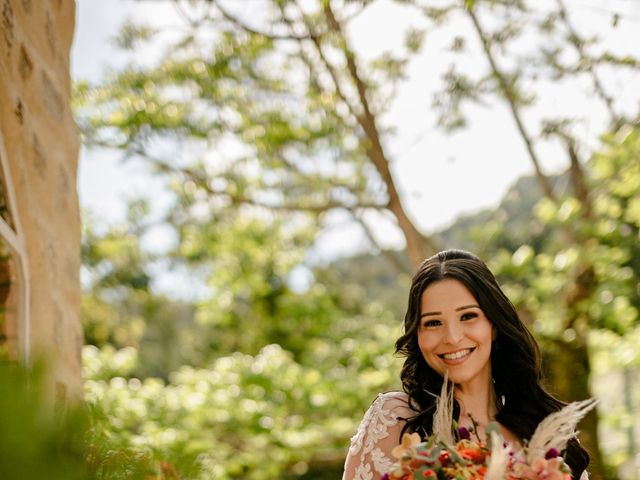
[75,0,439,269]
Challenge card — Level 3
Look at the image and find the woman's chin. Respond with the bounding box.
[433,365,491,387]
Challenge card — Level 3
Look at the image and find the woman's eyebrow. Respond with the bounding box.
[420,304,480,317]
[456,304,480,311]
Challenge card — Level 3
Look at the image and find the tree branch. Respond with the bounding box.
[212,0,309,40]
[352,211,409,274]
[542,125,593,221]
[128,147,386,214]
[322,3,437,267]
[555,0,624,131]
[286,0,363,126]
[565,140,592,220]
[465,6,557,203]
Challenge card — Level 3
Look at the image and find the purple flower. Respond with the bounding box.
[545,447,560,459]
[381,474,390,480]
[458,426,471,440]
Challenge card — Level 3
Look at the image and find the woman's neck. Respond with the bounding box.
[455,376,496,426]
[451,374,522,447]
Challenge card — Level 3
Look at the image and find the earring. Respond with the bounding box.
[492,378,505,407]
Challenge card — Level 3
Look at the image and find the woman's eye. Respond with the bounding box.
[461,312,478,321]
[422,319,442,328]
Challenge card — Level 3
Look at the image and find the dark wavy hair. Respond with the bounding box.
[395,249,589,479]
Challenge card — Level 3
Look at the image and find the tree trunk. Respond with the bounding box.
[547,264,607,478]
[544,339,606,478]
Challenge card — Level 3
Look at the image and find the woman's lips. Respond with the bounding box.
[438,347,476,364]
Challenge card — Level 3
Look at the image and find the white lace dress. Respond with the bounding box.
[342,391,589,480]
[342,391,413,480]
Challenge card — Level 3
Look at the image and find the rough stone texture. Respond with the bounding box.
[0,0,81,399]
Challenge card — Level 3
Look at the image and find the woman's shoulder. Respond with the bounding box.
[373,390,410,402]
[370,390,413,416]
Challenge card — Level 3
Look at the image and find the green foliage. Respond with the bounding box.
[80,194,406,477]
[426,0,638,142]
[513,131,638,332]
[74,6,378,219]
[112,19,158,51]
[82,206,153,346]
[84,339,400,479]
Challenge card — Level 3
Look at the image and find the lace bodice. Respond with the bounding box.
[342,391,413,480]
[342,391,590,480]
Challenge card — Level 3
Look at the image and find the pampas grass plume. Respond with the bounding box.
[432,371,455,445]
[485,431,511,480]
[527,398,598,463]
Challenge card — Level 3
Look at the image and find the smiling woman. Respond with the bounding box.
[417,278,495,389]
[341,249,590,480]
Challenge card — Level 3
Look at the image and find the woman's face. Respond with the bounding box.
[417,278,495,388]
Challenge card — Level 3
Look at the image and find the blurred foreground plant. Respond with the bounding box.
[0,360,182,480]
[0,361,88,480]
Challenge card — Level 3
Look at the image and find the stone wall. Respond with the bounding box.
[0,0,81,399]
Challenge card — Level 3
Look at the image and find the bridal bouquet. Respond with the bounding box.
[383,381,596,480]
[383,425,574,480]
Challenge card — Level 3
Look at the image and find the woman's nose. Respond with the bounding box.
[444,321,463,344]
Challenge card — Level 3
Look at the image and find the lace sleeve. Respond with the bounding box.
[342,391,414,480]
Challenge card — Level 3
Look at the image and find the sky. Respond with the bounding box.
[72,0,640,262]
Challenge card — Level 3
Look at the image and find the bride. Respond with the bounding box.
[342,249,590,480]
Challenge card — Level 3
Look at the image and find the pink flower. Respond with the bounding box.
[511,461,535,478]
[529,457,566,480]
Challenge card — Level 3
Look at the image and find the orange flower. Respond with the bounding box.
[470,465,488,480]
[458,447,486,462]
